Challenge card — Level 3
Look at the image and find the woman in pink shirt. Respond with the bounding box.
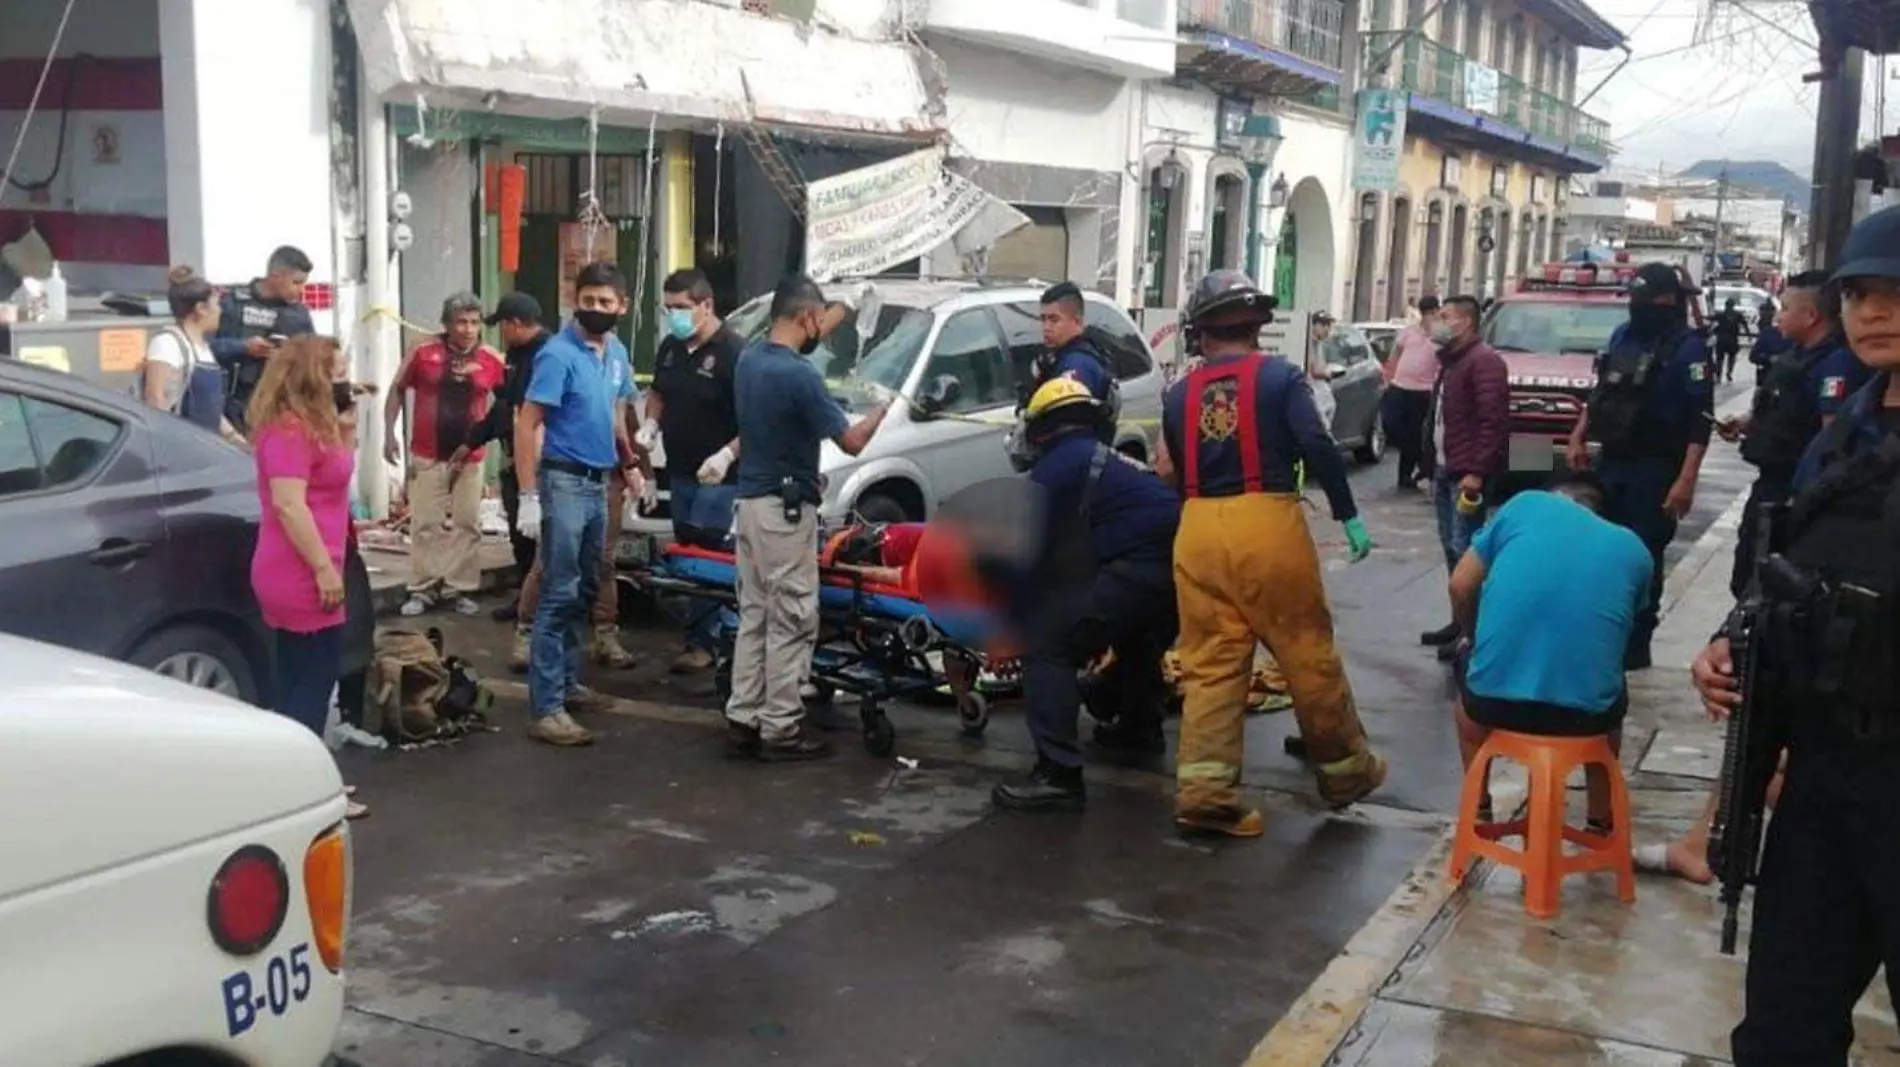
[1380,294,1443,490]
[247,335,368,819]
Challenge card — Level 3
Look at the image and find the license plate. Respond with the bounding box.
[1509,434,1556,471]
[221,941,314,1037]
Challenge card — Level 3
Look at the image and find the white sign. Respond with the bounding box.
[805,146,1024,282]
[1463,61,1500,115]
[1351,90,1408,192]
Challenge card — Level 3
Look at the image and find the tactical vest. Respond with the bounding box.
[1740,345,1831,474]
[1773,414,1900,742]
[1586,327,1681,454]
[223,284,307,424]
[1032,346,1121,446]
[1182,352,1266,499]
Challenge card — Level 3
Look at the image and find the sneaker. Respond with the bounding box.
[566,685,616,715]
[527,710,594,747]
[992,760,1086,812]
[671,646,715,674]
[508,626,530,674]
[399,595,432,617]
[593,626,635,670]
[1175,805,1265,838]
[759,728,833,763]
[449,596,481,616]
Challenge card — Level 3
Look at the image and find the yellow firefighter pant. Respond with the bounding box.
[1173,492,1369,814]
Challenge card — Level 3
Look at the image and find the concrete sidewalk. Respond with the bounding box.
[1299,446,1900,1065]
[360,538,520,617]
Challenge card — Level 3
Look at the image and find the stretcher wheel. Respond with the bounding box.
[956,692,989,737]
[863,706,896,758]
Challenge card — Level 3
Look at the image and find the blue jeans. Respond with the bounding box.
[273,625,345,737]
[1431,470,1491,572]
[530,468,607,717]
[671,474,739,653]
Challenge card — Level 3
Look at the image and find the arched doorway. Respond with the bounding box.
[1423,199,1445,296]
[1274,211,1298,304]
[1386,197,1412,319]
[1351,193,1379,321]
[1208,171,1247,271]
[1143,162,1187,308]
[1447,202,1469,296]
[1283,177,1337,312]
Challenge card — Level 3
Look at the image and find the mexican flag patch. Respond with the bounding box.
[1688,362,1708,382]
[1822,376,1846,400]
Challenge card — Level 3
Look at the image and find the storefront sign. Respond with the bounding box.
[805,146,1011,281]
[1350,89,1407,192]
[1463,60,1500,115]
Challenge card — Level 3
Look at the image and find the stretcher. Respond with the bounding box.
[640,528,1007,757]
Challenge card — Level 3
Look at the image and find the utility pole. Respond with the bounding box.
[1712,162,1727,280]
[1808,47,1864,269]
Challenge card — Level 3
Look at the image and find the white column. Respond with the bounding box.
[160,0,335,291]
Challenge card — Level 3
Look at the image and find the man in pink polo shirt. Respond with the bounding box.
[1381,294,1441,490]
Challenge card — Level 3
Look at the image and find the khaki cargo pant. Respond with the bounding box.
[726,496,818,742]
[409,457,486,598]
[517,474,623,626]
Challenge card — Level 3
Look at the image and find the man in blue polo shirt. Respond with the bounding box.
[1448,471,1652,824]
[513,261,641,747]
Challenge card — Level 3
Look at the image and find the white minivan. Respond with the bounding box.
[0,635,350,1067]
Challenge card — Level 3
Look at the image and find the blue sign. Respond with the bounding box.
[1352,89,1408,192]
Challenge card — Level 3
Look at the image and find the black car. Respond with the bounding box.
[0,357,372,705]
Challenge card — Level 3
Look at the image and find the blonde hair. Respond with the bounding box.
[246,335,343,445]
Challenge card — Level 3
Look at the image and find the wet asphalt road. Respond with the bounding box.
[333,386,1751,1067]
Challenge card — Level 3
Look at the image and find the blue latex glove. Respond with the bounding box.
[1343,517,1372,562]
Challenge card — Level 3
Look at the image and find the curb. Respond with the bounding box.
[367,563,521,619]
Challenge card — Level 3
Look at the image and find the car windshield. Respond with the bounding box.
[725,297,934,411]
[1484,301,1628,355]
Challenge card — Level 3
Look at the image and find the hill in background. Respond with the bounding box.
[1677,160,1809,203]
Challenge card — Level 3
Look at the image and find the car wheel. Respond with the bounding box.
[854,492,912,525]
[1354,414,1387,464]
[130,624,259,703]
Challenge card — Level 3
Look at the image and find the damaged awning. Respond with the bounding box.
[347,0,946,141]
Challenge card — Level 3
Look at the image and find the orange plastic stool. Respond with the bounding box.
[1447,730,1635,919]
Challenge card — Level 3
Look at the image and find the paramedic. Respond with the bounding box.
[992,378,1181,813]
[1564,262,1714,669]
[1154,269,1385,837]
[725,275,887,763]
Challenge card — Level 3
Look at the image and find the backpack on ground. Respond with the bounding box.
[363,627,494,743]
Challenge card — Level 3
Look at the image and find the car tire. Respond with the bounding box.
[1354,415,1387,465]
[129,623,260,704]
[854,492,912,525]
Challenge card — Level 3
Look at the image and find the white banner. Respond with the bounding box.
[1463,60,1500,115]
[805,146,1027,281]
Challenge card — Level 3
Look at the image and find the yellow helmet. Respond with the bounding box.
[1025,376,1098,420]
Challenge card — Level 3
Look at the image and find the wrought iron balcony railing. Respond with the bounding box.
[1179,0,1347,71]
[1364,30,1610,156]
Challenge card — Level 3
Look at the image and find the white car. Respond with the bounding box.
[0,635,350,1067]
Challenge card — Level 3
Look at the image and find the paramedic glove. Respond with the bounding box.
[640,472,659,512]
[697,444,736,486]
[516,492,542,540]
[635,420,660,451]
[1343,517,1373,562]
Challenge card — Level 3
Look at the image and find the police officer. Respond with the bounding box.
[1699,205,1900,1066]
[1720,269,1872,599]
[210,245,316,431]
[1565,262,1715,669]
[1021,282,1119,441]
[991,378,1181,813]
[1156,270,1382,837]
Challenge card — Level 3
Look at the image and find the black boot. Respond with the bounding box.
[725,720,762,759]
[759,727,833,763]
[1421,622,1460,646]
[992,760,1086,812]
[1090,719,1166,765]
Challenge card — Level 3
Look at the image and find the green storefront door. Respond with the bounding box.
[1274,212,1298,306]
[513,215,659,376]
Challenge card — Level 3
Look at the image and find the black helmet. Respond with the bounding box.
[1184,269,1278,328]
[1832,204,1900,283]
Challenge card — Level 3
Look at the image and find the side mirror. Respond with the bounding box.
[915,374,962,416]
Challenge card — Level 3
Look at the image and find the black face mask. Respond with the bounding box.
[798,333,822,356]
[331,382,356,412]
[1628,300,1679,339]
[575,309,620,337]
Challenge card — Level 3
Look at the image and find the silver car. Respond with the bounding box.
[721,279,1165,523]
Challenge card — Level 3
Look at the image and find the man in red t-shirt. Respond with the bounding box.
[383,292,507,616]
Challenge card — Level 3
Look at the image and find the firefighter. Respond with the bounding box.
[1155,270,1384,837]
[991,378,1181,813]
[1564,262,1715,669]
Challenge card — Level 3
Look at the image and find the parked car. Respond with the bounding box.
[1351,319,1406,368]
[0,633,350,1066]
[1313,324,1388,463]
[720,278,1167,523]
[0,357,373,704]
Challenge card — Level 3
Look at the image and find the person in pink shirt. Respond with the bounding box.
[1381,294,1442,490]
[247,334,368,819]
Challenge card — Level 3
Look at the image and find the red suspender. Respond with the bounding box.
[1180,352,1266,498]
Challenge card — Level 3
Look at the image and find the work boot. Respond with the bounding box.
[671,646,715,674]
[725,719,762,759]
[758,727,833,763]
[508,625,530,674]
[1316,747,1389,809]
[1174,804,1265,838]
[1090,719,1166,765]
[527,710,594,747]
[992,760,1086,812]
[566,684,616,715]
[1420,622,1460,647]
[593,625,635,670]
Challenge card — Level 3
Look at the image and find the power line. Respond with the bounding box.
[0,0,76,212]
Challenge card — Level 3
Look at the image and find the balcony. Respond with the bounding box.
[1176,0,1347,98]
[922,0,1177,80]
[1366,30,1611,171]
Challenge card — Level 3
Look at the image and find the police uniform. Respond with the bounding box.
[1025,334,1119,445]
[1583,266,1715,665]
[1728,330,1871,597]
[1162,271,1383,834]
[210,280,316,430]
[993,379,1181,812]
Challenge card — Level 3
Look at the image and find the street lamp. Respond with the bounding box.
[1236,113,1285,281]
[1271,174,1290,210]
